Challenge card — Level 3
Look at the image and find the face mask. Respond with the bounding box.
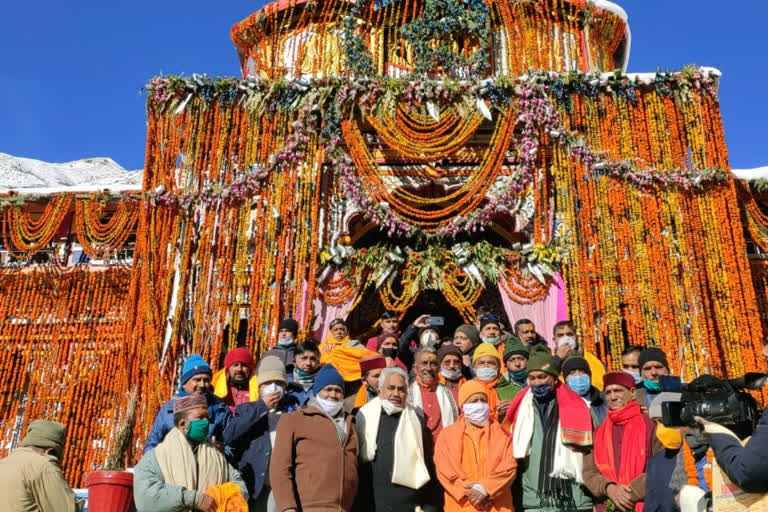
[441,367,462,380]
[381,348,398,359]
[625,370,642,385]
[481,336,501,346]
[261,382,285,400]
[185,418,209,443]
[557,335,577,350]
[366,384,378,396]
[295,367,317,378]
[277,336,295,347]
[566,374,591,396]
[381,399,403,415]
[510,369,528,382]
[644,378,663,392]
[420,332,438,347]
[475,367,498,382]
[316,396,343,417]
[531,383,553,399]
[463,402,490,426]
[656,423,683,449]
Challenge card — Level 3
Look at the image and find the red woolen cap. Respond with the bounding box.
[603,371,636,390]
[359,355,387,374]
[224,347,255,371]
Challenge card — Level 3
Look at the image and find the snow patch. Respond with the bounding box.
[733,167,768,181]
[0,153,143,195]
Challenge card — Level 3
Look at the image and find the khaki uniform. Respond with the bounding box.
[0,447,76,512]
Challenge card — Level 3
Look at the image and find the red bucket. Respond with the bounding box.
[86,470,136,512]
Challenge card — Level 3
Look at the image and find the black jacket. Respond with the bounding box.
[709,406,768,493]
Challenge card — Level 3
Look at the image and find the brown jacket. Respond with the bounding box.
[582,417,663,504]
[270,405,359,512]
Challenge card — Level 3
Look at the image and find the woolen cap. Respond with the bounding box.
[472,342,500,364]
[173,394,208,414]
[437,344,463,363]
[311,364,344,394]
[257,355,287,384]
[638,347,669,371]
[21,420,66,456]
[479,317,501,331]
[562,356,591,377]
[503,336,530,362]
[458,380,488,407]
[603,371,636,390]
[359,355,386,374]
[454,324,480,346]
[278,318,299,336]
[376,332,398,350]
[224,347,255,371]
[180,354,212,385]
[527,345,559,376]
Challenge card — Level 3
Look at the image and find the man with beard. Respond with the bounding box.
[437,344,466,403]
[286,341,322,405]
[213,347,258,414]
[407,346,458,444]
[144,354,231,453]
[271,365,359,512]
[355,367,436,511]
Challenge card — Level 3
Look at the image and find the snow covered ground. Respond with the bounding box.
[0,153,143,195]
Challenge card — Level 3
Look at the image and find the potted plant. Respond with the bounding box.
[86,388,138,512]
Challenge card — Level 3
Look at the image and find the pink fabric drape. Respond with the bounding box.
[311,272,359,339]
[497,272,567,349]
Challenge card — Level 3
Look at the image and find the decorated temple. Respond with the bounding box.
[1,0,767,485]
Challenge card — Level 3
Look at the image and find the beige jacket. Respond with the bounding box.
[0,447,77,512]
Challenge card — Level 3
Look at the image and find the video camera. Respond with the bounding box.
[660,373,766,438]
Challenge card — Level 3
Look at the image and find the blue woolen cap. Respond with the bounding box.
[181,354,212,385]
[311,364,344,395]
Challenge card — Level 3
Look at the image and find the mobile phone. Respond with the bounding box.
[426,316,444,326]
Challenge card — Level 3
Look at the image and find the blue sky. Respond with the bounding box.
[1,1,766,170]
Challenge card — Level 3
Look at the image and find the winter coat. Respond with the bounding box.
[143,393,231,454]
[270,405,359,512]
[0,447,76,512]
[133,445,248,511]
[222,396,299,501]
[709,406,768,493]
[263,345,296,373]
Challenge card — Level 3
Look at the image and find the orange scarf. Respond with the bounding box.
[353,384,370,408]
[593,400,647,512]
[205,482,248,512]
[470,377,499,412]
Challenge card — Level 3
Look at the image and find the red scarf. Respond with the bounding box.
[503,382,593,446]
[594,400,647,512]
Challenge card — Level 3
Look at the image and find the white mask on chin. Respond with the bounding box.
[316,397,343,416]
[381,399,404,415]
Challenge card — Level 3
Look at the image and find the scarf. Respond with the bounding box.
[504,384,592,510]
[408,380,458,428]
[594,400,647,512]
[204,482,248,512]
[356,398,431,489]
[473,376,500,412]
[293,368,316,392]
[154,427,229,497]
[320,331,349,357]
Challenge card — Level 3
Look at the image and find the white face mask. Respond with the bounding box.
[261,382,285,400]
[475,367,498,382]
[277,336,295,347]
[557,335,577,350]
[481,336,501,346]
[420,332,438,347]
[316,396,343,416]
[441,367,462,380]
[626,370,642,384]
[381,399,404,415]
[463,402,490,426]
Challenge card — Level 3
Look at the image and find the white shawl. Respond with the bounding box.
[407,381,458,428]
[355,397,431,489]
[511,389,584,483]
[154,427,229,492]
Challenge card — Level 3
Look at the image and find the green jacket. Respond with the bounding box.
[494,378,521,421]
[516,400,593,512]
[133,447,248,511]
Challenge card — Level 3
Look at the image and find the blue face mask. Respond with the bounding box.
[531,383,553,399]
[644,378,663,392]
[566,374,591,396]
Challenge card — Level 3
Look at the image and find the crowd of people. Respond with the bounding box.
[2,312,767,512]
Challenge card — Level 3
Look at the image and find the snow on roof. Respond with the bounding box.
[0,153,143,196]
[732,167,768,181]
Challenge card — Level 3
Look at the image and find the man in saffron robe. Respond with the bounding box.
[434,380,517,511]
[408,346,458,444]
[503,345,594,512]
[582,371,661,512]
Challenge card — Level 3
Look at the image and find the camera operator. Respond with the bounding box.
[696,401,768,493]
